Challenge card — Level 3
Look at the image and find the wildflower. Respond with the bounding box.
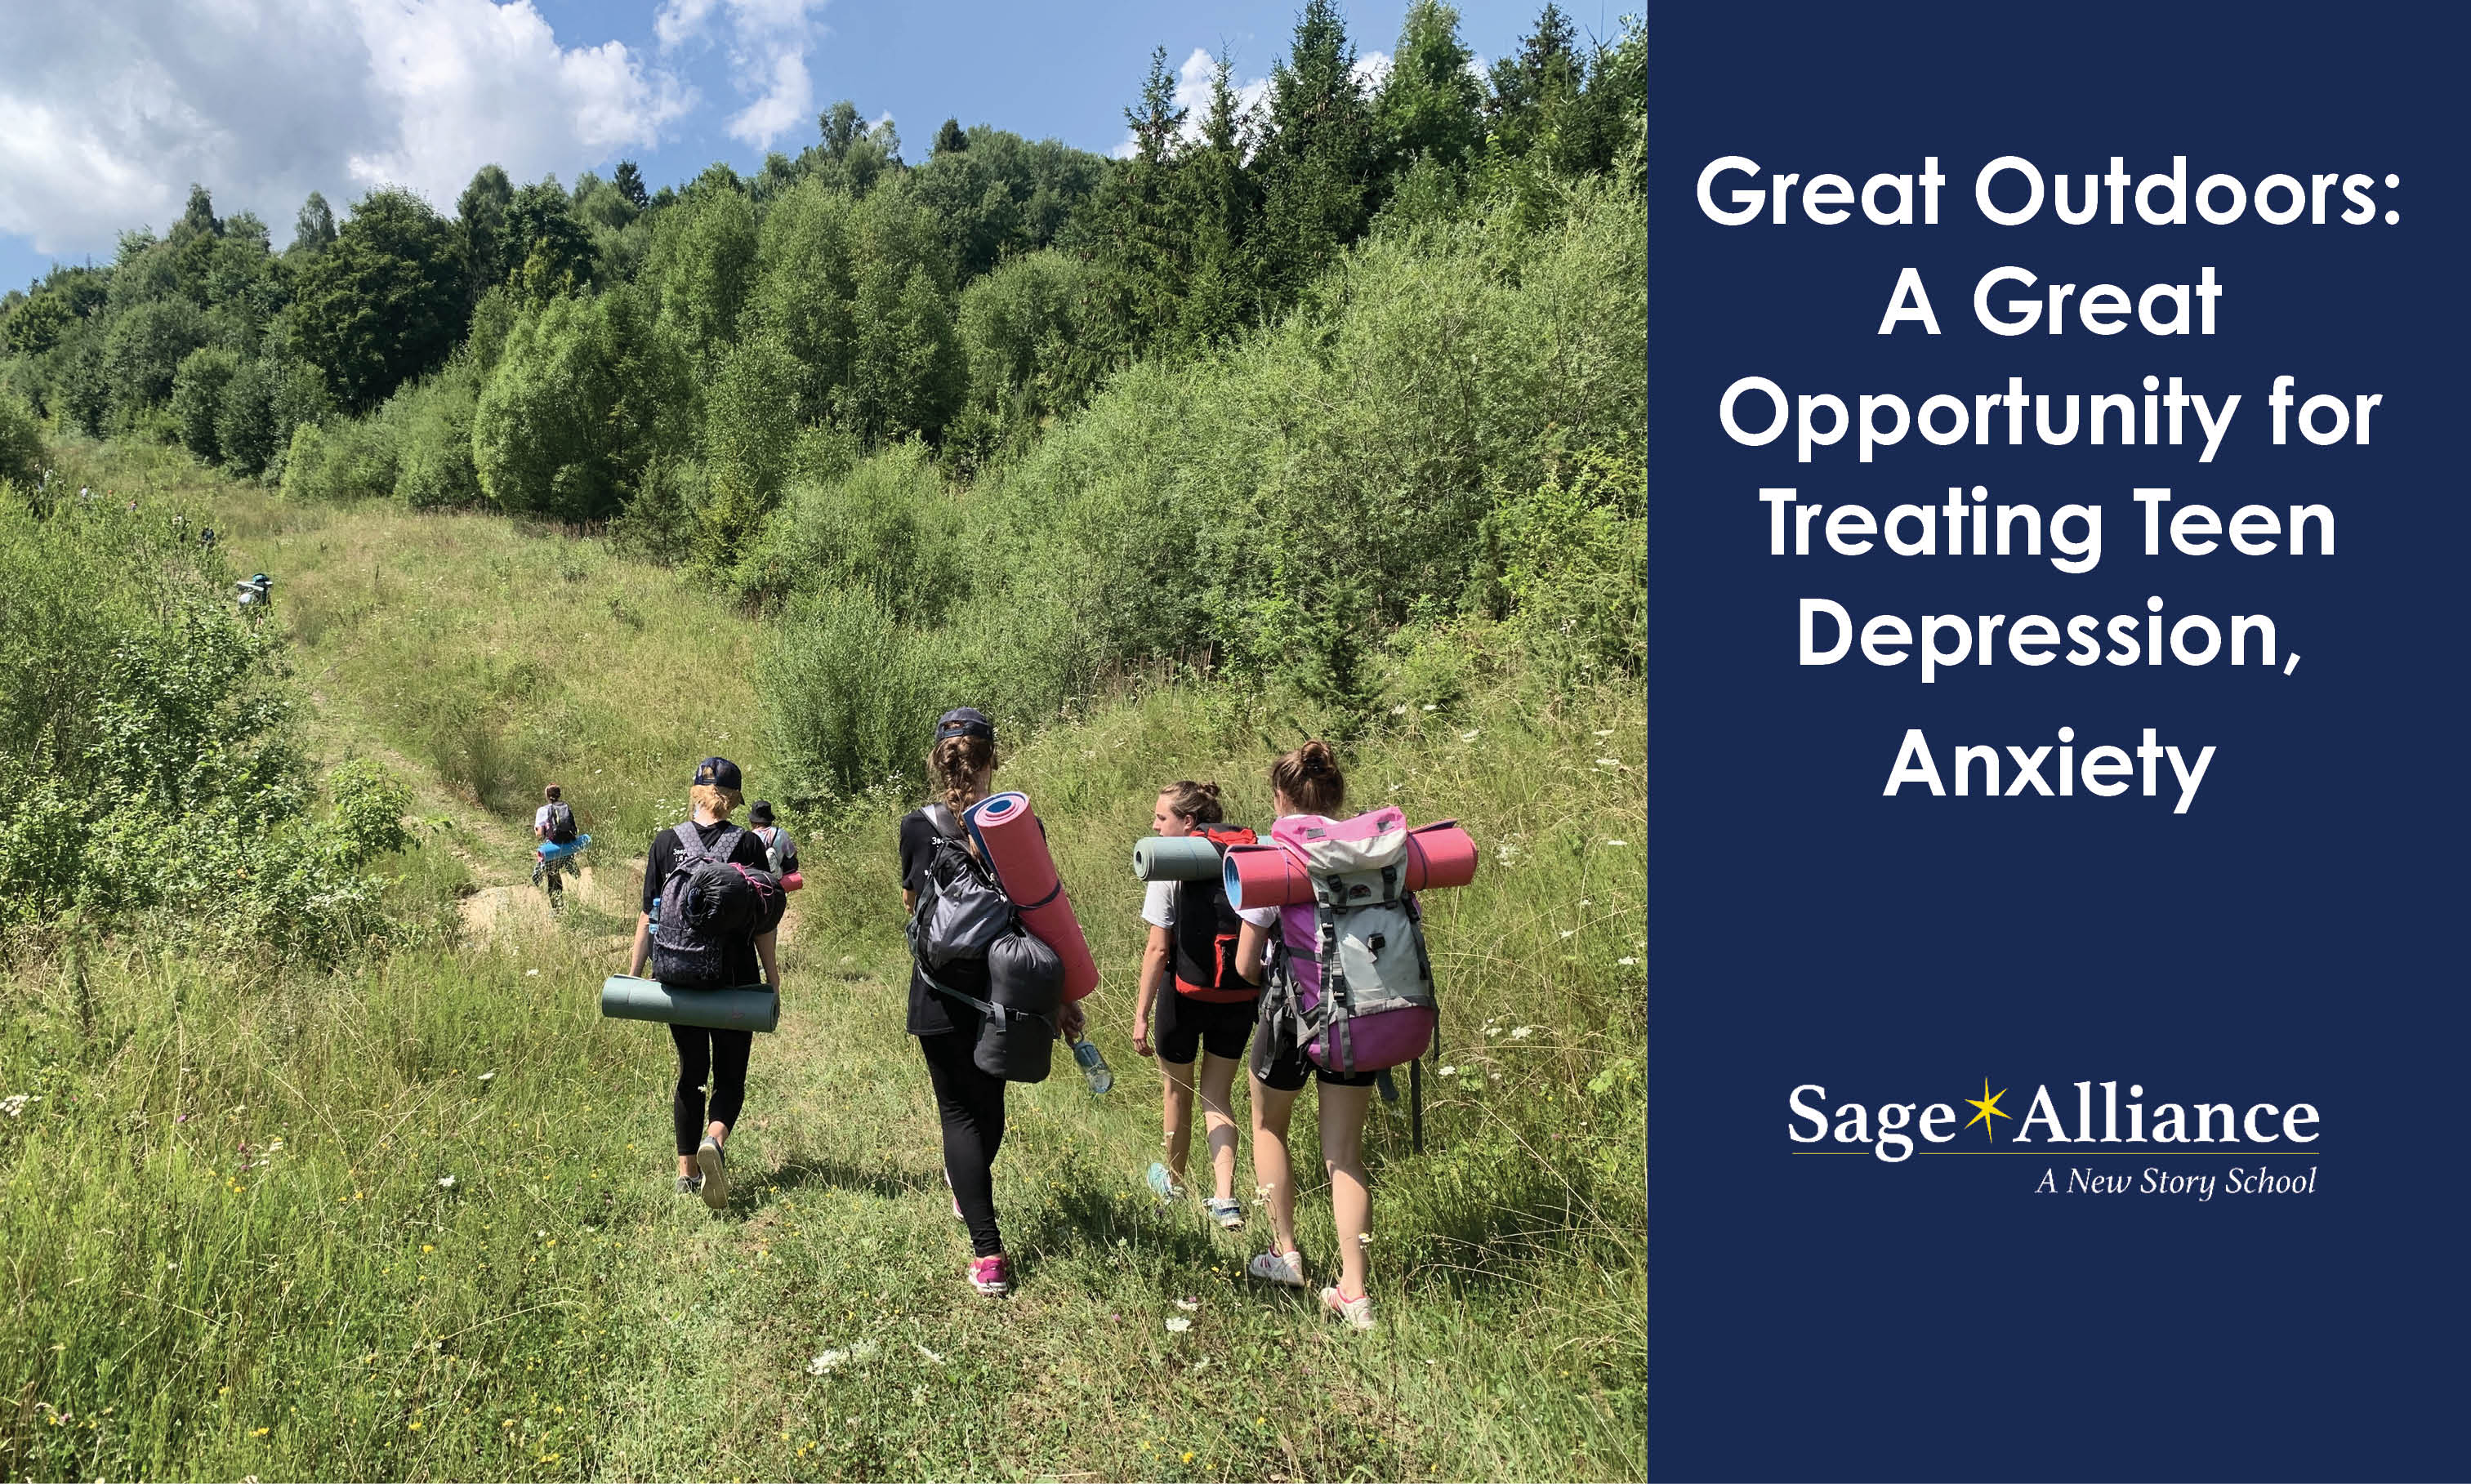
[1595,757,1621,767]
[437,1176,455,1189]
[1438,1065,1458,1076]
[1594,729,1617,737]
[1460,729,1480,741]
[479,1072,496,1082]
[1164,1317,1192,1333]
[0,1094,28,1117]
[1559,929,1577,939]
[1617,956,1638,966]
[252,1427,270,1437]
[1174,1298,1199,1311]
[1184,1451,1197,1464]
[524,969,540,977]
[1511,1025,1537,1040]
[408,1420,421,1431]
[809,1349,846,1375]
[1422,703,1438,712]
[421,1245,434,1254]
[1389,704,1407,715]
[1603,838,1629,847]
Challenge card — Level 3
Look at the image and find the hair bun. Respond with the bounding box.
[1302,740,1338,777]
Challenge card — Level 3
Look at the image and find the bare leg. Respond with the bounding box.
[1197,1052,1242,1201]
[1320,1082,1376,1296]
[1160,1056,1196,1183]
[1251,1077,1302,1255]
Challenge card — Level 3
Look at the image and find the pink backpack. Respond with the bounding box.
[1268,807,1439,1076]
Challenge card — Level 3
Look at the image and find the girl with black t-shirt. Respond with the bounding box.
[627,756,781,1211]
[899,707,1085,1297]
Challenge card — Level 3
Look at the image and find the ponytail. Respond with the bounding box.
[1269,740,1345,816]
[930,734,997,813]
[1158,779,1224,826]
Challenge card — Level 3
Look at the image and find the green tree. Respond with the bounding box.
[1250,0,1376,310]
[214,357,280,477]
[2,294,70,357]
[471,287,692,521]
[503,177,596,301]
[743,178,859,421]
[839,192,962,443]
[101,297,208,410]
[168,346,240,461]
[291,192,336,256]
[289,189,466,411]
[911,126,1111,283]
[456,164,515,296]
[1375,2,1484,173]
[1169,52,1263,348]
[645,170,759,362]
[613,159,649,209]
[1082,48,1192,346]
[700,333,804,556]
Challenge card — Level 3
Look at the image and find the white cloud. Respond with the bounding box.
[0,0,688,259]
[653,0,827,151]
[1352,50,1394,93]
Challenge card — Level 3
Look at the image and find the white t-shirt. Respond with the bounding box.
[1143,878,1278,930]
[533,804,554,833]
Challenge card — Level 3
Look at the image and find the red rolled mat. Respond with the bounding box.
[1224,822,1479,910]
[964,791,1099,1000]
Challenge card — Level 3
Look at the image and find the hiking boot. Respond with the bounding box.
[1203,1197,1245,1230]
[695,1137,729,1209]
[1247,1249,1306,1288]
[968,1254,1010,1296]
[1146,1161,1187,1201]
[675,1174,703,1197]
[1320,1286,1374,1331]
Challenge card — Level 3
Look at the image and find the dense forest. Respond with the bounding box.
[2,0,1640,818]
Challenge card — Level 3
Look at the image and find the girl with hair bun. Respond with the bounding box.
[1233,739,1384,1330]
[1133,779,1273,1228]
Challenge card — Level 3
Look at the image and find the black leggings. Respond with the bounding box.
[671,1024,752,1156]
[918,1027,1007,1258]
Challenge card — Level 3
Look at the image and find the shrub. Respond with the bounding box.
[731,441,964,617]
[279,414,399,502]
[389,372,482,509]
[471,287,692,522]
[168,345,240,462]
[213,357,279,477]
[0,385,42,488]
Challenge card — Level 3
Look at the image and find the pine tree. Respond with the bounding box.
[1250,0,1375,311]
[292,192,337,256]
[613,160,649,210]
[933,118,968,156]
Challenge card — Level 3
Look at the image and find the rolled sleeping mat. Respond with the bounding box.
[1132,834,1227,882]
[537,833,592,863]
[1223,822,1481,911]
[600,975,780,1034]
[963,791,1099,1000]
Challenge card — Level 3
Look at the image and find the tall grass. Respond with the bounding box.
[13,436,1644,1481]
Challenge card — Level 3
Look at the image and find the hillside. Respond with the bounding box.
[0,443,1643,1482]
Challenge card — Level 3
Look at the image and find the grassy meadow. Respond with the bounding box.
[1,443,1643,1481]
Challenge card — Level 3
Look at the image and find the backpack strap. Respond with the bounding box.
[924,803,966,840]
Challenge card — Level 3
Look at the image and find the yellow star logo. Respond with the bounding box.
[1963,1078,2012,1144]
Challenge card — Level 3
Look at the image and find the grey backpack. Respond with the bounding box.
[907,805,1013,968]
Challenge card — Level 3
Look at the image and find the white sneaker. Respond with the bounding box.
[1247,1249,1306,1288]
[1319,1286,1374,1331]
[696,1137,729,1209]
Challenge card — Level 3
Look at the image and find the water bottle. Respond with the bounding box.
[1071,1037,1113,1095]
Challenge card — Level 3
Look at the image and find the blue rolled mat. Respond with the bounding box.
[537,833,591,863]
[600,975,779,1033]
[1131,834,1224,881]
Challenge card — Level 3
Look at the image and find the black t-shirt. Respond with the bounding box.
[899,807,989,1037]
[643,819,778,987]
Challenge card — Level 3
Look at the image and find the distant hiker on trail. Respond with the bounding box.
[1133,779,1270,1230]
[748,800,798,876]
[900,707,1085,1298]
[198,524,216,550]
[532,784,581,903]
[1234,741,1384,1330]
[628,757,783,1210]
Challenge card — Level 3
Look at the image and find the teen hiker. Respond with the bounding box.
[1134,780,1272,1228]
[627,757,783,1210]
[900,707,1085,1297]
[1235,741,1382,1330]
[749,800,799,876]
[533,783,579,902]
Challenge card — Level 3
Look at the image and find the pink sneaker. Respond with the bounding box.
[1319,1285,1374,1330]
[968,1254,1010,1296]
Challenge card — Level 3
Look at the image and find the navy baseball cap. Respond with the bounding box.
[934,707,995,743]
[693,756,743,791]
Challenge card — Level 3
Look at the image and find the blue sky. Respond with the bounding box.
[0,0,1595,294]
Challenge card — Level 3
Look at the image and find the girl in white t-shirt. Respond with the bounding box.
[1132,780,1275,1228]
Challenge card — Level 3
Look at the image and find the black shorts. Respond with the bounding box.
[1153,989,1255,1065]
[1248,996,1380,1092]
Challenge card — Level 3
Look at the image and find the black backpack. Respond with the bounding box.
[650,823,780,987]
[905,804,1061,1082]
[546,800,578,844]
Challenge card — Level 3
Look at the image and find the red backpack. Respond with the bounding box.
[1170,825,1259,1003]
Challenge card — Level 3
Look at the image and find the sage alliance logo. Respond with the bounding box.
[1788,1080,2322,1163]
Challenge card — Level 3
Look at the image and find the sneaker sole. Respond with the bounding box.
[697,1144,729,1209]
